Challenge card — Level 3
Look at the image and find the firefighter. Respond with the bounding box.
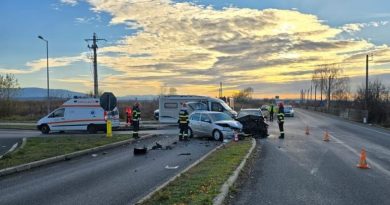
[277,103,285,139]
[269,104,274,122]
[178,103,189,141]
[132,102,141,139]
[125,107,132,126]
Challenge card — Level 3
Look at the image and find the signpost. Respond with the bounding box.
[100,92,117,138]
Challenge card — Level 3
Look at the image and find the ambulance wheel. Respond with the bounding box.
[87,124,97,134]
[212,130,223,141]
[40,124,50,134]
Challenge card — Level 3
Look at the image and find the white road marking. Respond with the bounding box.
[329,133,390,177]
[310,168,318,175]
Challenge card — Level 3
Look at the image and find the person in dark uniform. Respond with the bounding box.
[269,104,274,122]
[178,103,189,141]
[277,103,285,139]
[132,102,141,139]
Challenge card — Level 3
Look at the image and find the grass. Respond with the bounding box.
[0,134,131,170]
[141,138,252,205]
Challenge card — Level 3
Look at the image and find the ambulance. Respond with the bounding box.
[37,98,120,134]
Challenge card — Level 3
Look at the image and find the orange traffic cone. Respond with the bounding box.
[357,148,370,169]
[305,126,310,135]
[323,130,330,142]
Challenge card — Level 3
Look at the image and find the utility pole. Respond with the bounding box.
[219,82,223,98]
[85,33,106,98]
[327,75,331,109]
[310,84,313,101]
[314,84,317,103]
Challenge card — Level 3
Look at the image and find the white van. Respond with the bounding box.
[37,98,120,134]
[158,95,237,123]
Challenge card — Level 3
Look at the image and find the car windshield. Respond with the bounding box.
[238,110,262,118]
[285,106,292,111]
[209,112,233,121]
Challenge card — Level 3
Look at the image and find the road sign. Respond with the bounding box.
[100,92,117,111]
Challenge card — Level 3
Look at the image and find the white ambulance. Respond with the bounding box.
[37,98,120,134]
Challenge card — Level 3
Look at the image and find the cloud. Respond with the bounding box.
[23,0,388,97]
[75,14,102,24]
[341,21,389,34]
[60,0,79,6]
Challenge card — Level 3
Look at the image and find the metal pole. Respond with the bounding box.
[46,40,50,114]
[365,54,369,110]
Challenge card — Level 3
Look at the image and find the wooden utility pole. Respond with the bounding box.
[85,33,106,98]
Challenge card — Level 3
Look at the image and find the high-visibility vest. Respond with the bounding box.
[179,109,189,124]
[132,107,141,121]
[277,113,285,122]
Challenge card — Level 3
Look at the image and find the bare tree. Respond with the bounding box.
[0,73,20,101]
[169,87,177,95]
[311,65,350,108]
[355,79,389,123]
[233,87,254,103]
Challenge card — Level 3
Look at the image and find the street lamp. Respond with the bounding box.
[38,35,50,114]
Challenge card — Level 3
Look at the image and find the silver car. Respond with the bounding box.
[188,111,243,141]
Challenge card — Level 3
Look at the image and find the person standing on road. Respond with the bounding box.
[269,104,274,122]
[277,103,285,139]
[178,103,189,141]
[132,102,141,139]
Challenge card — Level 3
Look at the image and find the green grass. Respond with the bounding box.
[141,138,252,205]
[0,124,37,130]
[0,134,131,170]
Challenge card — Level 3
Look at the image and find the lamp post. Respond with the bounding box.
[38,35,50,114]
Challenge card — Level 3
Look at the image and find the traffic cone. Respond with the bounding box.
[323,130,330,142]
[305,126,310,135]
[357,148,370,169]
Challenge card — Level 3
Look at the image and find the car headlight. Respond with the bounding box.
[222,127,232,131]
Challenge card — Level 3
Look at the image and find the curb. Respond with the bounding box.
[213,138,257,205]
[0,134,154,177]
[135,140,226,204]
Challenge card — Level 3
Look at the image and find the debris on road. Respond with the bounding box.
[165,165,179,169]
[165,145,173,150]
[178,153,191,156]
[134,147,147,155]
[91,154,98,157]
[151,142,163,150]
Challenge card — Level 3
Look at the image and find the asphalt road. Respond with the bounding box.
[231,108,390,205]
[0,130,40,156]
[0,132,220,205]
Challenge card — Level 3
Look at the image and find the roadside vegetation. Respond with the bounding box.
[0,134,131,170]
[140,138,252,205]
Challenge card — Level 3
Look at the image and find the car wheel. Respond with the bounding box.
[212,130,223,141]
[40,124,50,134]
[87,124,97,134]
[188,127,194,138]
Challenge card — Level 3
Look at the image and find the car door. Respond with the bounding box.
[48,108,66,131]
[200,113,213,136]
[189,113,201,135]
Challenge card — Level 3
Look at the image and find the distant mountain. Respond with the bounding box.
[15,87,86,100]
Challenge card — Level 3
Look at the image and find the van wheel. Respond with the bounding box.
[87,124,97,134]
[40,124,50,134]
[212,130,223,141]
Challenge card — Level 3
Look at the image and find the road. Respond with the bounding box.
[230,108,390,205]
[0,124,174,156]
[0,131,220,205]
[0,130,39,156]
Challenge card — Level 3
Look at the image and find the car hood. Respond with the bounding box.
[214,120,243,129]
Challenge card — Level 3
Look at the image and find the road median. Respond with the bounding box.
[137,137,256,205]
[0,134,153,176]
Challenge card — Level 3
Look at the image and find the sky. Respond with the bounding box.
[1,0,390,98]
